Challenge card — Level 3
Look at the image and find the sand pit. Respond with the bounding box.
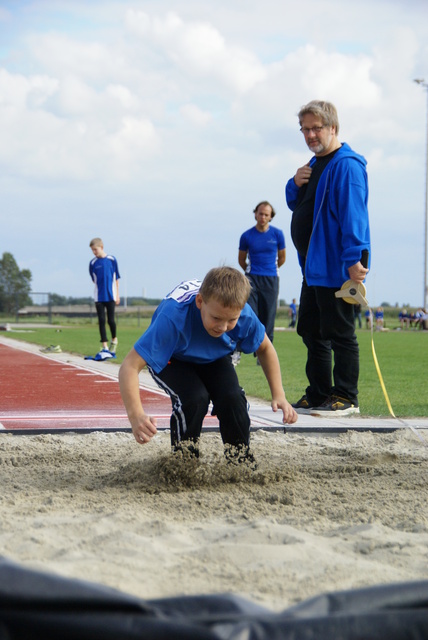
[0,427,427,611]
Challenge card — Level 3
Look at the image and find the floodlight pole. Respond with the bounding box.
[414,79,428,310]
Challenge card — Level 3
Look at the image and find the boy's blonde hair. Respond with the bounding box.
[199,267,251,309]
[89,237,103,248]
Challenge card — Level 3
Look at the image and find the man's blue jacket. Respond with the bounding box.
[286,142,370,288]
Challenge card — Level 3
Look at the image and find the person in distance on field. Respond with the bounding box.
[89,237,120,356]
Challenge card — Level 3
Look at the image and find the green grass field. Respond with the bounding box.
[6,317,427,418]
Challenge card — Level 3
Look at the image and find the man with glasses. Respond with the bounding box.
[285,100,370,416]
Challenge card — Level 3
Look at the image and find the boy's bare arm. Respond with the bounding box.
[115,280,120,305]
[119,348,158,444]
[256,335,298,424]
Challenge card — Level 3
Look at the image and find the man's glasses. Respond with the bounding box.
[300,125,326,135]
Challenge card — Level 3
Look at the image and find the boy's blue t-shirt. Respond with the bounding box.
[134,279,265,373]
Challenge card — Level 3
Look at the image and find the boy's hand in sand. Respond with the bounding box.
[256,336,298,425]
[130,414,157,445]
[119,349,158,445]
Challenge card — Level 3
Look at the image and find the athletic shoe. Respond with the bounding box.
[109,340,118,354]
[311,395,360,416]
[231,350,241,366]
[291,394,314,414]
[40,345,62,353]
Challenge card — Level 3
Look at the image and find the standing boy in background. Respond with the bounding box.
[238,201,286,364]
[89,237,120,355]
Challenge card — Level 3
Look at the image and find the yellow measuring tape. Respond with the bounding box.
[335,280,426,445]
[368,310,396,418]
[368,308,427,446]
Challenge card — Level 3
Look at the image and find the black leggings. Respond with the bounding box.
[149,356,250,447]
[95,301,117,344]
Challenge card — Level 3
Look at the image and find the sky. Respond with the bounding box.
[1,0,428,308]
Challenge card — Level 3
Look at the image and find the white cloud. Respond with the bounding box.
[298,47,379,108]
[107,116,160,169]
[125,9,266,93]
[0,68,58,109]
[28,33,113,80]
[180,103,213,127]
[106,84,139,110]
[0,62,159,180]
[55,75,99,115]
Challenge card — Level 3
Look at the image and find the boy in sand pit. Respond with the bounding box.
[119,266,297,464]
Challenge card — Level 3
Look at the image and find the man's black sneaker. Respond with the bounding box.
[311,395,360,416]
[291,395,314,414]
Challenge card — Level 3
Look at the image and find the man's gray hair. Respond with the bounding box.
[298,100,339,134]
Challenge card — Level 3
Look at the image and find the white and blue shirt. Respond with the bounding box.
[89,255,120,302]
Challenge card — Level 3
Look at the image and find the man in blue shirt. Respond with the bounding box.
[119,267,297,463]
[89,237,120,354]
[239,201,286,347]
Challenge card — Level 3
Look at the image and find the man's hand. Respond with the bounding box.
[294,162,312,187]
[348,261,369,284]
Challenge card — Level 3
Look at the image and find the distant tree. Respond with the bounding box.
[0,252,32,313]
[67,296,93,305]
[39,295,93,306]
[49,293,68,306]
[127,296,162,306]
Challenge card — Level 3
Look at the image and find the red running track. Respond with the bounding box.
[0,343,220,433]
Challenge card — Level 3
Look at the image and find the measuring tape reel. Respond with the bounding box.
[335,250,369,306]
[335,280,368,306]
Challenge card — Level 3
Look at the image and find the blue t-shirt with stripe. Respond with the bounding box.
[134,279,265,373]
